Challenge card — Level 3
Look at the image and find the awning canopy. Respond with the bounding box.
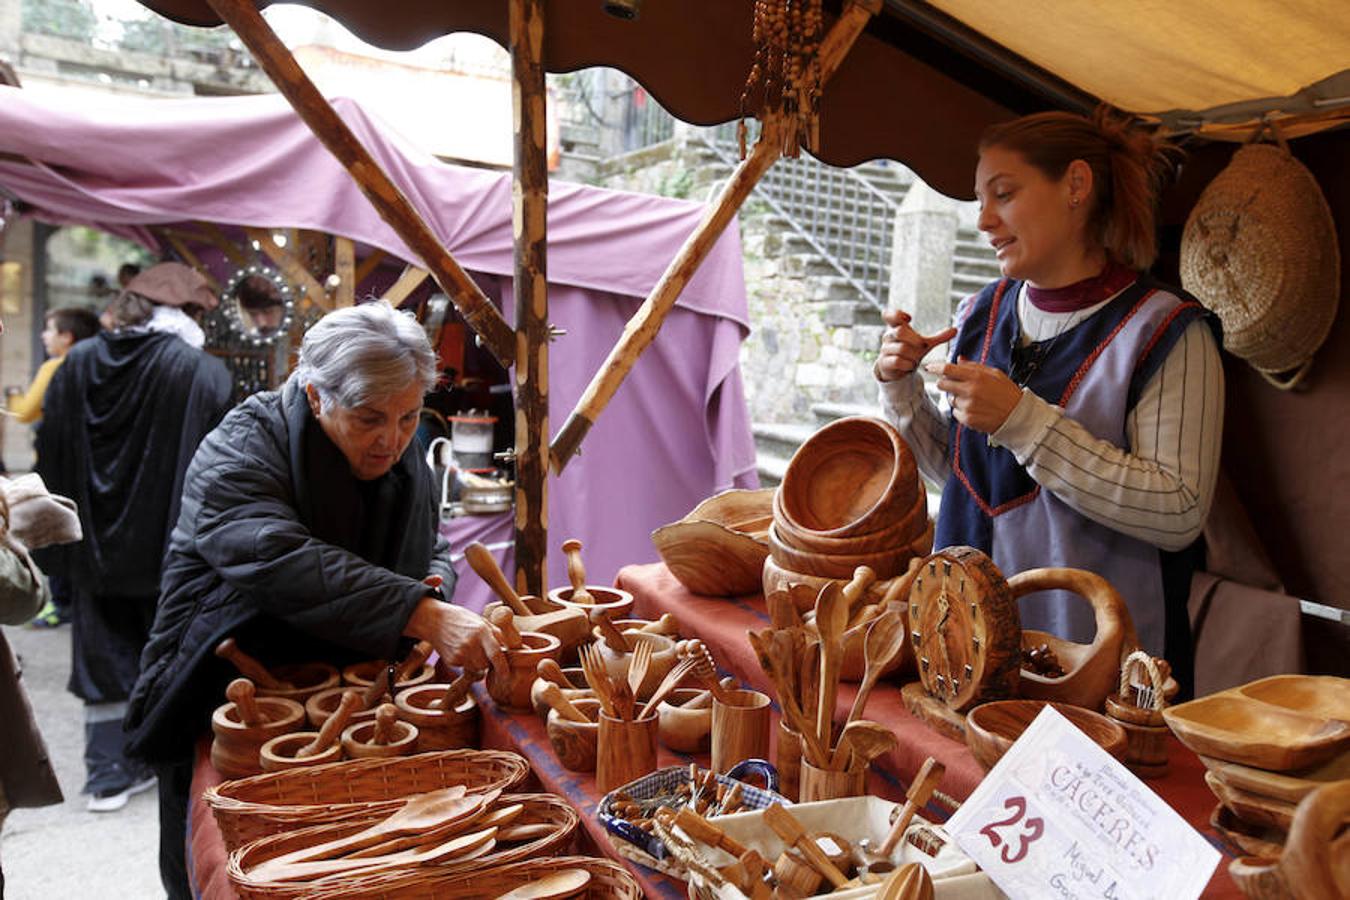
[137,0,1350,199]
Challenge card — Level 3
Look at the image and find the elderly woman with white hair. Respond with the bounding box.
[123,301,504,900]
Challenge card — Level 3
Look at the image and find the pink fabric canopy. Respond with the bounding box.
[0,86,758,599]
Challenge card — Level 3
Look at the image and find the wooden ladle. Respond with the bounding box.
[491,869,592,900]
[465,541,533,616]
[846,610,906,723]
[561,539,595,605]
[216,638,292,692]
[831,719,897,772]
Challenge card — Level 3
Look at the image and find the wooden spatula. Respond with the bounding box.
[490,869,592,900]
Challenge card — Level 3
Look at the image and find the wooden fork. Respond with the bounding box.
[578,644,617,718]
[627,640,652,699]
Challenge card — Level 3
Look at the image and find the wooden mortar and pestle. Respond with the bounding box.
[544,695,603,773]
[342,640,438,693]
[394,668,484,751]
[530,659,592,719]
[545,539,635,617]
[485,607,563,710]
[210,677,306,779]
[341,702,418,759]
[466,540,591,651]
[593,621,677,698]
[214,637,340,705]
[260,689,361,772]
[305,641,430,729]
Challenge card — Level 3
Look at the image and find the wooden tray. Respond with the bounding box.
[1205,771,1298,831]
[1198,750,1350,804]
[1162,675,1350,771]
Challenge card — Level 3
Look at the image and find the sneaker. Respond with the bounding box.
[28,600,68,629]
[86,774,157,813]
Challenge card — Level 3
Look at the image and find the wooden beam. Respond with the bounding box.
[205,0,516,368]
[333,236,355,308]
[382,265,431,307]
[157,228,221,292]
[246,227,329,311]
[550,0,881,471]
[352,247,386,293]
[510,0,549,597]
[193,221,251,267]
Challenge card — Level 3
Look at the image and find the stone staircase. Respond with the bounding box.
[950,226,1002,307]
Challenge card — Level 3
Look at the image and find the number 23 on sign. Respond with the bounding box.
[978,795,1045,864]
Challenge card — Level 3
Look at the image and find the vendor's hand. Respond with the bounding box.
[404,597,508,674]
[875,309,957,382]
[924,357,1023,434]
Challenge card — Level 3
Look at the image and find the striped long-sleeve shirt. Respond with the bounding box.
[879,282,1224,551]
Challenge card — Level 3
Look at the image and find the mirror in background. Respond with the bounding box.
[220,264,296,345]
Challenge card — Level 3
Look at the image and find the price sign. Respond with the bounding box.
[945,706,1219,900]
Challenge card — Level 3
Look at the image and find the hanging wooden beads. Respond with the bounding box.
[739,0,824,159]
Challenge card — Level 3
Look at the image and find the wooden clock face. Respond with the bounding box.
[908,547,1021,713]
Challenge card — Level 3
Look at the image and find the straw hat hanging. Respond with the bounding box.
[1180,137,1340,390]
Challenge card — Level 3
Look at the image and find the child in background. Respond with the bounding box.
[6,305,100,628]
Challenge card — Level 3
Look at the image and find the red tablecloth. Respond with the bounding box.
[617,562,1243,899]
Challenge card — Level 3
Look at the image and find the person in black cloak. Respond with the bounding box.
[33,261,233,817]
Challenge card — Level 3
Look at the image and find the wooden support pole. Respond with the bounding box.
[246,227,329,311]
[352,247,386,293]
[194,221,251,267]
[333,236,355,308]
[204,0,515,368]
[510,0,549,597]
[158,229,220,292]
[549,0,881,471]
[382,265,431,307]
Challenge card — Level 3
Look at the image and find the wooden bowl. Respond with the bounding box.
[1163,692,1350,771]
[393,684,480,751]
[776,416,919,539]
[482,601,592,653]
[255,662,341,705]
[305,685,381,729]
[1198,750,1350,805]
[340,716,419,759]
[1206,771,1298,831]
[657,688,713,753]
[258,731,342,772]
[596,632,677,698]
[530,667,592,719]
[341,660,436,692]
[772,488,928,556]
[486,631,563,710]
[545,584,634,619]
[767,523,918,579]
[1237,674,1350,721]
[761,557,905,612]
[965,700,1128,771]
[651,488,773,597]
[546,698,601,772]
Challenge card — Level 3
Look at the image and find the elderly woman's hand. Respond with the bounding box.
[404,597,508,674]
[875,309,957,382]
[924,358,1023,434]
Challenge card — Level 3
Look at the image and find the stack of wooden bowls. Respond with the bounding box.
[766,417,931,594]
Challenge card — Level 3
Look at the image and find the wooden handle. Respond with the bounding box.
[673,807,749,858]
[371,703,398,745]
[225,678,262,726]
[841,565,878,611]
[215,638,290,691]
[464,542,532,615]
[879,758,945,856]
[638,613,679,635]
[560,539,594,604]
[762,803,849,889]
[437,669,480,709]
[489,606,524,649]
[360,666,393,708]
[535,658,571,689]
[395,640,433,683]
[691,641,737,703]
[541,683,590,723]
[591,609,631,653]
[299,690,360,757]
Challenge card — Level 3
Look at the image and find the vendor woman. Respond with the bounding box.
[123,301,506,900]
[875,108,1222,695]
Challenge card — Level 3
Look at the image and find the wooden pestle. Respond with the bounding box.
[739,849,773,900]
[215,638,292,691]
[539,682,590,723]
[359,665,394,709]
[535,658,573,688]
[591,608,632,653]
[879,758,946,856]
[297,690,361,758]
[638,613,679,635]
[560,539,595,604]
[371,703,399,745]
[464,541,533,615]
[761,803,849,889]
[395,640,433,683]
[490,606,524,649]
[668,806,750,859]
[840,565,878,614]
[436,669,481,709]
[226,678,263,725]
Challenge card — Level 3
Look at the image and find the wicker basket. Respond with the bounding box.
[293,856,642,900]
[228,793,579,900]
[207,749,530,851]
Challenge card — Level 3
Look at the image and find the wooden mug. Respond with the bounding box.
[711,688,771,775]
[596,711,658,793]
[776,720,802,803]
[799,756,866,802]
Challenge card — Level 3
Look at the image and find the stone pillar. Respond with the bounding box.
[0,0,21,66]
[887,179,960,338]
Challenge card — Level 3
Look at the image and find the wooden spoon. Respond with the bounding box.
[846,610,906,723]
[465,541,533,615]
[746,631,829,768]
[831,719,898,771]
[490,606,524,650]
[253,826,498,883]
[813,583,849,748]
[345,799,521,859]
[560,539,595,604]
[297,690,361,758]
[216,639,292,691]
[226,678,262,726]
[491,868,592,900]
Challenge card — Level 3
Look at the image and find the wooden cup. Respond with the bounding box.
[777,720,803,803]
[799,757,866,802]
[711,688,772,775]
[393,684,480,751]
[596,711,659,793]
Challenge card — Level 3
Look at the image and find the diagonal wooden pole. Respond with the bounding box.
[549,0,882,471]
[204,0,516,368]
[509,0,550,597]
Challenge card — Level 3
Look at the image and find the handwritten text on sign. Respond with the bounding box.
[945,706,1218,900]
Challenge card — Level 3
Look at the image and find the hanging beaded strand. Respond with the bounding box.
[738,0,825,160]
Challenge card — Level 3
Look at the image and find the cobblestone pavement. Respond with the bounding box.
[3,622,163,899]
